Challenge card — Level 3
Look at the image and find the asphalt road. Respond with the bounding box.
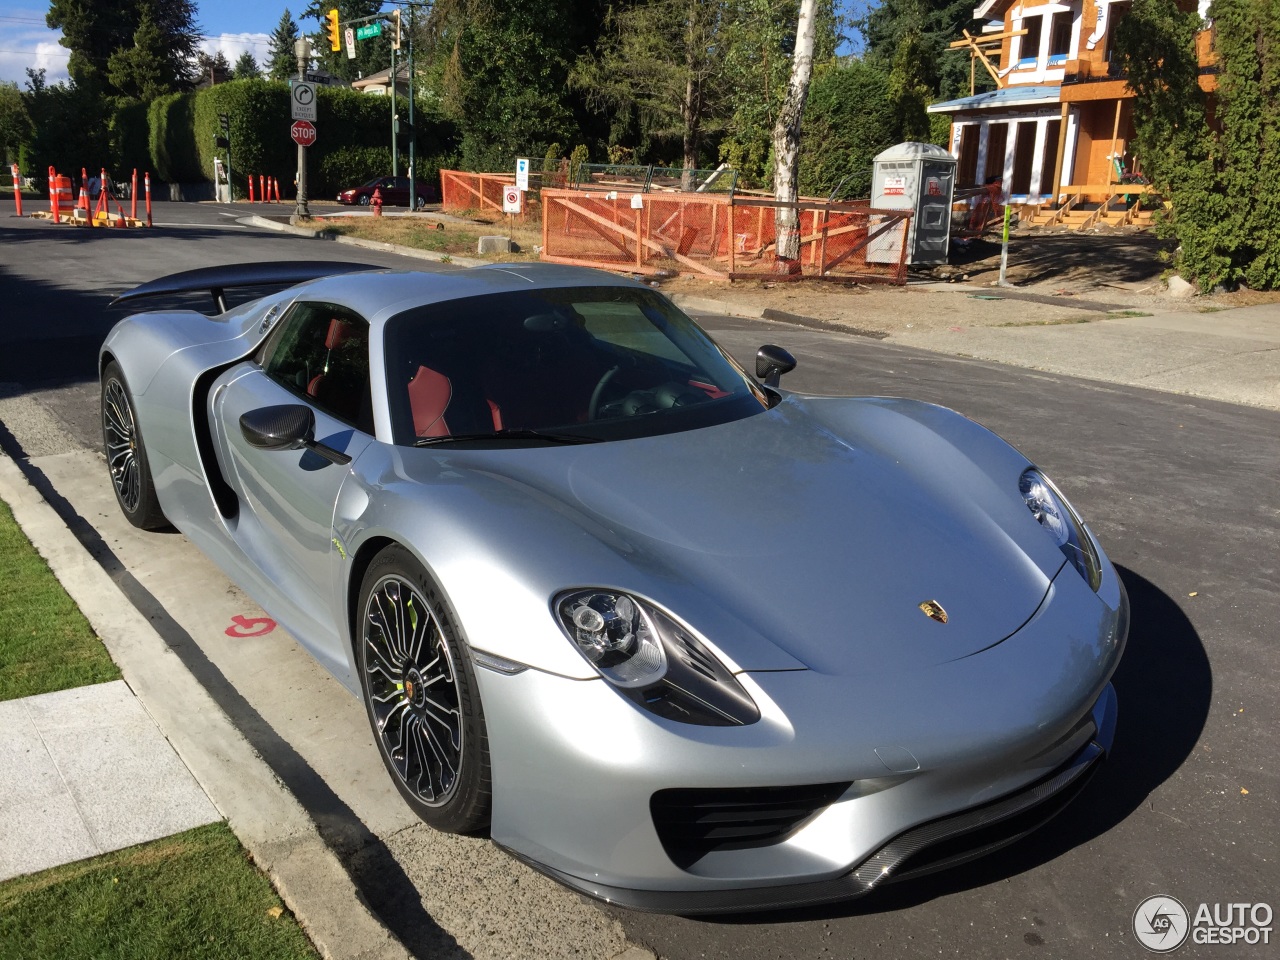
[1,208,1275,959]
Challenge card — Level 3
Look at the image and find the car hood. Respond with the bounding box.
[394,396,1067,677]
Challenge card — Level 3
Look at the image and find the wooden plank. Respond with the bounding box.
[949,27,1026,47]
[1050,102,1070,204]
[557,196,726,279]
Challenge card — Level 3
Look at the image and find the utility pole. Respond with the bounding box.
[407,6,417,207]
[390,28,398,179]
[293,37,311,222]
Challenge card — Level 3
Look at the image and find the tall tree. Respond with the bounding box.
[47,0,198,95]
[858,0,984,102]
[231,52,261,81]
[431,0,602,171]
[772,0,818,265]
[887,28,932,142]
[106,6,176,101]
[267,9,302,81]
[571,0,727,174]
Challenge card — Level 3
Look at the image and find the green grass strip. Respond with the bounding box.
[0,823,318,960]
[0,499,119,700]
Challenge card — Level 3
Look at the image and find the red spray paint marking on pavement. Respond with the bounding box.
[225,614,277,638]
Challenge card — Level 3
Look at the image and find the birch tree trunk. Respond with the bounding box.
[771,0,818,270]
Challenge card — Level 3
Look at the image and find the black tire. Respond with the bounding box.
[358,194,371,206]
[415,195,425,210]
[356,544,491,833]
[101,361,167,530]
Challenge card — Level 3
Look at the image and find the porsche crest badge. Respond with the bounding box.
[919,600,948,624]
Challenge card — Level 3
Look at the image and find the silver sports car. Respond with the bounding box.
[101,261,1127,913]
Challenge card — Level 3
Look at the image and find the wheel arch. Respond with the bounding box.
[346,535,398,662]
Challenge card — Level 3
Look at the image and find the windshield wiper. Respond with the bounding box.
[414,429,601,447]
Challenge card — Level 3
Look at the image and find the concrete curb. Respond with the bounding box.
[0,451,411,960]
[241,215,487,268]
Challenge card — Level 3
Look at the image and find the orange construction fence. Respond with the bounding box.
[440,170,536,219]
[539,189,912,284]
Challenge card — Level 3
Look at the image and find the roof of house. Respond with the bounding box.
[927,85,1062,113]
[351,64,410,91]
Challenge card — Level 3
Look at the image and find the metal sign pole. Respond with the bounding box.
[293,39,311,221]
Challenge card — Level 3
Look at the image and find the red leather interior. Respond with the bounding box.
[408,366,452,437]
[325,318,355,350]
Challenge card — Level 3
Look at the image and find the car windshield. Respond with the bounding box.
[383,286,769,446]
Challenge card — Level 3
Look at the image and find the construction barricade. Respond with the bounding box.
[539,189,912,284]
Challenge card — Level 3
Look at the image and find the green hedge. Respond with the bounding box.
[189,79,457,198]
[109,100,150,176]
[148,93,201,183]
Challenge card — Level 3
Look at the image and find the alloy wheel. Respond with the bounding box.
[363,576,463,806]
[103,379,141,513]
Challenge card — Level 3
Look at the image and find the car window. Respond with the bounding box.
[382,287,767,446]
[261,301,374,433]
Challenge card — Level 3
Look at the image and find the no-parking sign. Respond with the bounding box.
[503,186,522,214]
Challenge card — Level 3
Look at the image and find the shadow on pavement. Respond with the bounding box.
[0,424,471,960]
[678,564,1211,925]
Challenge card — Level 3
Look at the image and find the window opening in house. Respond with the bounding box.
[1010,122,1038,195]
[1104,2,1130,74]
[1049,11,1073,64]
[1018,15,1044,67]
[984,123,1009,183]
[958,127,980,186]
[1039,119,1063,198]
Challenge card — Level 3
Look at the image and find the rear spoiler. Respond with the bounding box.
[111,261,384,313]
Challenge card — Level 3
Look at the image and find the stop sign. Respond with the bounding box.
[290,119,316,147]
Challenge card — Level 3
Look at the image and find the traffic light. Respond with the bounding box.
[325,9,341,51]
[391,9,402,50]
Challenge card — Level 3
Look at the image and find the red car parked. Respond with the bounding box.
[336,176,439,208]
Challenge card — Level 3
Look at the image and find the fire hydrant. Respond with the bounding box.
[371,187,383,217]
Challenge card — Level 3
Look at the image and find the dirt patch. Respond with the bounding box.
[316,210,543,262]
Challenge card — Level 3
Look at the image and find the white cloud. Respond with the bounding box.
[198,32,272,68]
[0,9,69,86]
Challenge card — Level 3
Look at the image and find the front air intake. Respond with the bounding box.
[651,782,852,869]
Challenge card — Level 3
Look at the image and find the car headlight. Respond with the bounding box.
[1019,468,1102,591]
[556,590,760,726]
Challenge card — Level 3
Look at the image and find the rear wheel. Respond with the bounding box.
[358,194,371,206]
[357,545,491,833]
[101,361,167,530]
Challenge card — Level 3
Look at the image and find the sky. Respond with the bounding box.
[0,1,866,88]
[0,1,290,86]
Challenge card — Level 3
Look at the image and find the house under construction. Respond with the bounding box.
[929,0,1219,228]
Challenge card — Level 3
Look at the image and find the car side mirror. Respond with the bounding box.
[240,404,351,465]
[755,344,797,387]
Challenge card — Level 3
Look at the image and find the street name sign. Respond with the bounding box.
[291,119,317,147]
[356,23,382,40]
[291,82,317,121]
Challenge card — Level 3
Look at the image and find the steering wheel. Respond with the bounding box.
[588,365,621,420]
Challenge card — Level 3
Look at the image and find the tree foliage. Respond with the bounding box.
[798,59,901,199]
[232,53,261,81]
[571,0,727,171]
[0,82,31,167]
[859,0,987,102]
[266,9,302,81]
[107,7,177,101]
[1116,0,1280,289]
[47,0,199,96]
[431,0,600,171]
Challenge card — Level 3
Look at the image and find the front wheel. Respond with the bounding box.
[101,361,167,530]
[357,545,491,833]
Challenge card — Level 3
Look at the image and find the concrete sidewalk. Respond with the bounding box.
[0,680,219,881]
[0,451,415,960]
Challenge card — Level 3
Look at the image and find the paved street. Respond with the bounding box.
[0,209,1276,958]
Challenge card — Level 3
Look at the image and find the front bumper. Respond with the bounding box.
[505,687,1112,913]
[478,560,1127,913]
